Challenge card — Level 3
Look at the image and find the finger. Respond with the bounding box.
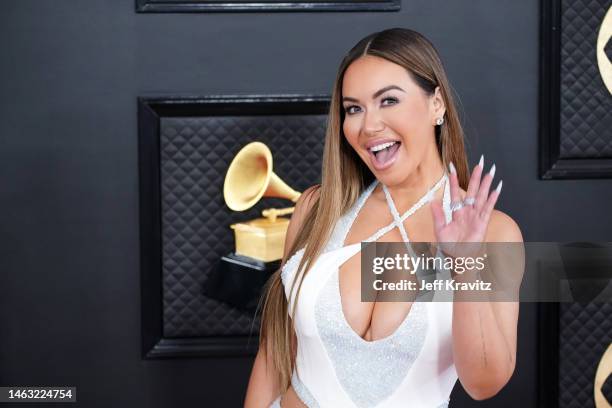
[475,162,496,210]
[465,154,484,202]
[448,162,461,204]
[480,179,502,221]
[431,199,447,231]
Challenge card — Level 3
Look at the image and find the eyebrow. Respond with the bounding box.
[342,85,406,103]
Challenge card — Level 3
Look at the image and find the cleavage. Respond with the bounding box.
[338,232,419,342]
[337,185,440,342]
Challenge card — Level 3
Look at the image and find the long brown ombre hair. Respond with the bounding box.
[258,28,470,391]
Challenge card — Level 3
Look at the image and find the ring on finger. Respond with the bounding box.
[450,201,465,212]
[464,197,476,206]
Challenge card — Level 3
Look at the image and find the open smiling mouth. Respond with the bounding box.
[368,141,401,171]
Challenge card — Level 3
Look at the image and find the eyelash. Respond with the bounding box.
[344,96,399,115]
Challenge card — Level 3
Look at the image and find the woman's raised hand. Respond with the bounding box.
[430,155,502,257]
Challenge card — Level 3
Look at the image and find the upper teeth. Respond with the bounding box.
[370,141,397,152]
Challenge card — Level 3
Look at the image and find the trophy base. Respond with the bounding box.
[202,252,281,312]
[231,217,290,263]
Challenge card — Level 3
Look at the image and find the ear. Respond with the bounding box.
[430,86,446,125]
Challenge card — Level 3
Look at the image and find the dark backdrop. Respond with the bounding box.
[1,1,611,407]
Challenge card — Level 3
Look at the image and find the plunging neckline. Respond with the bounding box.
[335,174,449,344]
[334,256,424,345]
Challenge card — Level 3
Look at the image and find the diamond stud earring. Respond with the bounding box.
[435,117,444,126]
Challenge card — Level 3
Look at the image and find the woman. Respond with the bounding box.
[244,28,523,408]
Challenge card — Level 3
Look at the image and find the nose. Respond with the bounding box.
[363,109,385,135]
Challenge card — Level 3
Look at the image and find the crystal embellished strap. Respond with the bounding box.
[442,175,452,224]
[393,172,448,224]
[365,173,448,243]
[382,183,418,259]
[436,398,451,408]
[383,185,410,243]
[291,372,320,408]
[267,396,281,408]
[333,180,379,251]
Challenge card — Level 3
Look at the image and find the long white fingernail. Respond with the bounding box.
[449,162,456,174]
[496,180,503,194]
[489,163,496,178]
[478,154,484,168]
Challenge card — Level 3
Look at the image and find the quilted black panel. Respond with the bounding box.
[559,0,612,158]
[160,115,326,337]
[559,302,612,407]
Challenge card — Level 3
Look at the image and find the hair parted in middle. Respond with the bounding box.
[259,27,470,392]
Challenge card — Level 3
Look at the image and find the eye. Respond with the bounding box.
[344,105,361,115]
[382,96,398,106]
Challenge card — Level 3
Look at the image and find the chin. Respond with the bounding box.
[370,166,408,187]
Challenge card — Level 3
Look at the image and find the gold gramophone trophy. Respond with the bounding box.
[202,141,302,311]
[223,141,301,262]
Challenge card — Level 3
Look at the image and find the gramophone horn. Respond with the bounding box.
[223,141,301,211]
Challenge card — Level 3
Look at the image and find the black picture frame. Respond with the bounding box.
[138,94,329,358]
[136,0,400,13]
[539,0,612,179]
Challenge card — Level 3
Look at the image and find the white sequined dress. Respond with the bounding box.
[270,174,457,408]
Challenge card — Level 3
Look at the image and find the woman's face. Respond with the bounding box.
[341,55,445,186]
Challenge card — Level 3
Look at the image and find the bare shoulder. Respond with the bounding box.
[294,184,321,217]
[485,210,523,243]
[282,184,321,260]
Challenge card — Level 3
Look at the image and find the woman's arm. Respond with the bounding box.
[451,211,523,400]
[431,160,524,400]
[243,185,320,408]
[244,339,282,408]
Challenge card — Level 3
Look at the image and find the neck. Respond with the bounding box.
[377,146,446,208]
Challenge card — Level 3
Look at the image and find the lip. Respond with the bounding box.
[364,137,401,150]
[367,141,401,171]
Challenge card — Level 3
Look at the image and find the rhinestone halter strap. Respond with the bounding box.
[363,172,449,244]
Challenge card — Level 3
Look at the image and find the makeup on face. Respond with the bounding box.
[342,56,435,179]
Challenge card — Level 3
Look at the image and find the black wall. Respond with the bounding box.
[1,1,611,407]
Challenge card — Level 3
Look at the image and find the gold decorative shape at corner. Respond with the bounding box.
[597,5,612,95]
[595,342,612,408]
